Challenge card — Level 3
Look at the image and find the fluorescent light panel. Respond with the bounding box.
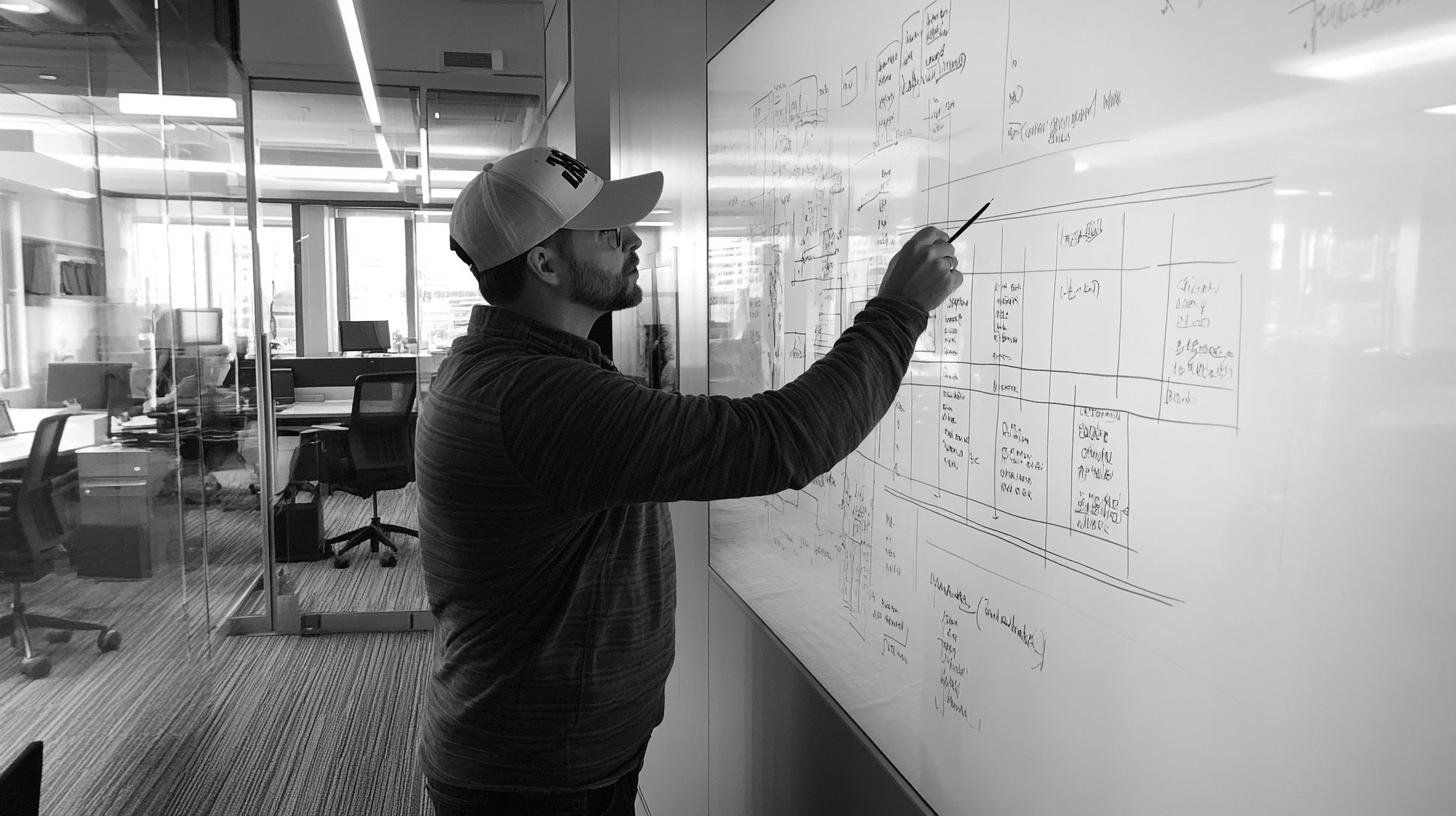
[428,145,506,159]
[429,169,482,183]
[1426,104,1456,115]
[117,92,238,119]
[259,164,388,181]
[373,131,396,174]
[335,0,382,126]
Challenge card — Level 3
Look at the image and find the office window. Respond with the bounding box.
[126,202,294,354]
[256,217,297,354]
[414,216,481,351]
[340,211,410,349]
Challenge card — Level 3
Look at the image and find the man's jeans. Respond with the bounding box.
[425,769,639,816]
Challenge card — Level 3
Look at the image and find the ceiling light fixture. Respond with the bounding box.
[429,169,484,183]
[428,145,506,160]
[37,73,58,81]
[1426,104,1456,115]
[117,92,238,119]
[335,0,382,127]
[374,131,396,175]
[0,2,48,14]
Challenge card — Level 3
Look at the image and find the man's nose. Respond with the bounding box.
[621,225,643,252]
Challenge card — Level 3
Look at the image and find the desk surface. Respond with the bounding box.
[109,399,407,439]
[275,400,354,418]
[0,409,108,470]
[274,399,418,426]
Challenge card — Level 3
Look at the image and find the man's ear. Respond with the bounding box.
[524,244,565,289]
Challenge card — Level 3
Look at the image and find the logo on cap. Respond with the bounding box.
[546,149,588,189]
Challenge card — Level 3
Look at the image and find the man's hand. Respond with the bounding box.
[877,226,963,313]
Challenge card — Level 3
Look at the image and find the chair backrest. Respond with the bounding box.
[24,414,69,492]
[349,372,416,428]
[1,414,69,580]
[345,373,416,487]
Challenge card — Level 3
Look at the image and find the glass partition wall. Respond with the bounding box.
[0,2,263,809]
[245,81,541,631]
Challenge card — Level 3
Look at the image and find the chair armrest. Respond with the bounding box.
[49,469,78,494]
[0,479,21,515]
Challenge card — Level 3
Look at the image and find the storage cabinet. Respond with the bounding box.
[68,445,176,579]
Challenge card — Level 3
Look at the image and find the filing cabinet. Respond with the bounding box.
[69,444,176,579]
[77,444,150,481]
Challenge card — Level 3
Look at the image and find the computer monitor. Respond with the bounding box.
[45,362,133,413]
[238,365,294,405]
[339,320,390,354]
[270,368,295,405]
[174,307,223,347]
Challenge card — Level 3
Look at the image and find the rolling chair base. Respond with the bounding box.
[327,516,417,568]
[2,589,121,679]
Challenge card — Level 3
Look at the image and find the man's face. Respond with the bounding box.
[560,226,643,312]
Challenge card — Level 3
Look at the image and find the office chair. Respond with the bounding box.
[0,415,121,679]
[323,372,417,568]
[0,741,42,816]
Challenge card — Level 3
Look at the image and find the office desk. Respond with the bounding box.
[272,399,419,428]
[0,410,108,470]
[273,400,355,426]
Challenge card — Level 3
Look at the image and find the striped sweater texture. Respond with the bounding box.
[415,297,927,791]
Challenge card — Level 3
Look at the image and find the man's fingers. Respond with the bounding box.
[909,225,949,246]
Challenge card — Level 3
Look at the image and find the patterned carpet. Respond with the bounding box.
[113,631,435,816]
[0,474,434,815]
[245,482,430,615]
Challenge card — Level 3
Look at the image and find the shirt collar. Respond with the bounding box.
[463,304,607,364]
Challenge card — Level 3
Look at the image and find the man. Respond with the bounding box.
[417,146,960,815]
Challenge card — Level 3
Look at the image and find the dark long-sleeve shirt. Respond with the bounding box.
[415,296,928,791]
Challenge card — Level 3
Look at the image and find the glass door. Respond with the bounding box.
[238,81,543,632]
[0,3,250,808]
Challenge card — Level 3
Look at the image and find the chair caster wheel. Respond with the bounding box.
[45,630,73,643]
[97,628,121,652]
[20,655,51,679]
[380,552,397,568]
[333,556,350,569]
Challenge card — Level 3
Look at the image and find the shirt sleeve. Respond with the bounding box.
[500,296,928,516]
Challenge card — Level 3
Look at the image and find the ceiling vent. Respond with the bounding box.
[442,50,505,72]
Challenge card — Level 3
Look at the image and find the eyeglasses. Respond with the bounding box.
[598,227,623,250]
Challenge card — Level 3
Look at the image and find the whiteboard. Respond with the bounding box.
[707,2,1456,814]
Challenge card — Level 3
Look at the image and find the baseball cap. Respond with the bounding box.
[449,146,664,271]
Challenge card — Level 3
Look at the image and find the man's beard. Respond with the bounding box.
[566,255,642,311]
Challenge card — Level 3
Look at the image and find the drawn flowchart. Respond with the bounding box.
[709,0,1456,813]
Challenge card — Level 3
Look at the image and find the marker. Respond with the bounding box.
[947,200,993,243]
